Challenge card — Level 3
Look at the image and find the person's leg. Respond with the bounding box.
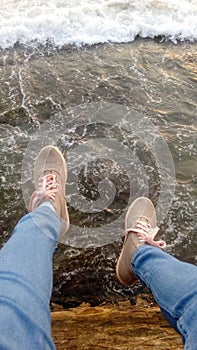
[0,145,70,350]
[132,245,197,349]
[0,205,60,350]
[116,197,197,350]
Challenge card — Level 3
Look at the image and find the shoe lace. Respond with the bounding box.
[38,174,60,200]
[126,219,166,249]
[29,174,60,212]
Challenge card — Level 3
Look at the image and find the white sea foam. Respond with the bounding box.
[0,0,197,49]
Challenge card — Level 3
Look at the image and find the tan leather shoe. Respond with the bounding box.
[116,197,166,286]
[29,145,69,239]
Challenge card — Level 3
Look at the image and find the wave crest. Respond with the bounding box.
[0,0,197,48]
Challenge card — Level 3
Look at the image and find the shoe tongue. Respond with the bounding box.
[138,216,150,224]
[43,170,59,176]
[43,171,61,183]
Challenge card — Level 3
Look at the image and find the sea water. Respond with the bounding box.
[0,0,197,48]
[0,0,197,302]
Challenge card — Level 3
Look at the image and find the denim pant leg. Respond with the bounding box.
[132,245,197,350]
[0,206,61,350]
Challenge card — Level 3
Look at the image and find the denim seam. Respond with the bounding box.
[177,304,197,350]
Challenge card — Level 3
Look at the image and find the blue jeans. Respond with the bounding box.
[0,206,60,349]
[132,245,197,350]
[1,207,197,349]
